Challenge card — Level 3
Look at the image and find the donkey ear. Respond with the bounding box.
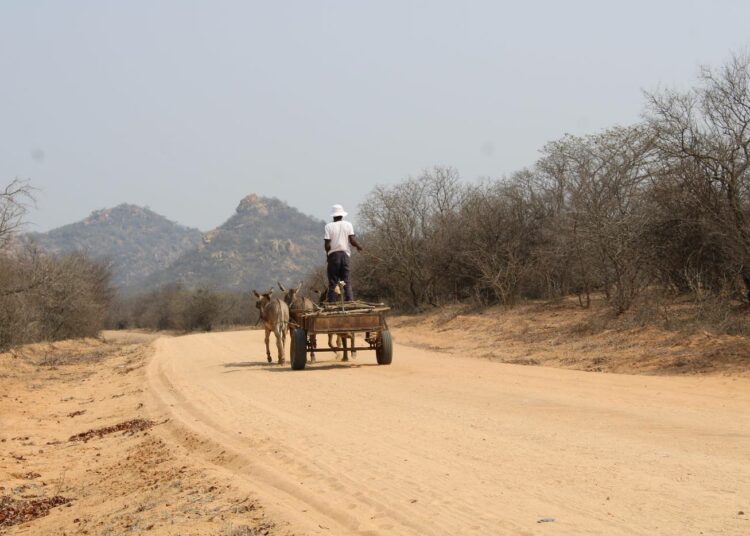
[252,290,261,298]
[296,281,303,292]
[278,281,287,292]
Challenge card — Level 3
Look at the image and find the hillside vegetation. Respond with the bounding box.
[144,194,324,292]
[27,204,202,289]
[26,195,324,294]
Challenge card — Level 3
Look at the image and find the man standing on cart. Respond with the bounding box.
[324,204,363,302]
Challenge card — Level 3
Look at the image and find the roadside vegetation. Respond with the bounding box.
[3,51,749,348]
[0,181,114,351]
[0,182,253,347]
[107,285,253,332]
[354,52,750,336]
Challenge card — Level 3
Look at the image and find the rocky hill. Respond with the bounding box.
[143,194,325,292]
[27,204,203,289]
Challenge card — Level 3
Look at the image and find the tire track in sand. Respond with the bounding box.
[146,330,750,535]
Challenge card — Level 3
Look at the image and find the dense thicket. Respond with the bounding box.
[0,180,115,350]
[355,53,750,316]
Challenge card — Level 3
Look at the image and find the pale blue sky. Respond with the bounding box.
[2,1,749,231]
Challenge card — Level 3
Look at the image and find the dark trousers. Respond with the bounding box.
[327,251,353,302]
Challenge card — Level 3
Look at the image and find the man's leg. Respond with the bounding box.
[326,253,339,302]
[342,254,353,301]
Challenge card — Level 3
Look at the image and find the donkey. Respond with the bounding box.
[253,288,289,364]
[278,281,317,362]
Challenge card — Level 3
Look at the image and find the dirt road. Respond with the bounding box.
[147,330,750,535]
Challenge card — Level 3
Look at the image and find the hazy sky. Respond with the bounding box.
[2,1,749,232]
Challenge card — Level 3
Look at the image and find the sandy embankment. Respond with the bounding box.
[390,300,750,375]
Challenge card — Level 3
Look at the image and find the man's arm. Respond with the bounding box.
[324,239,331,253]
[348,235,363,252]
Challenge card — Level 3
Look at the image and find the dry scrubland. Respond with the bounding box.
[2,50,750,533]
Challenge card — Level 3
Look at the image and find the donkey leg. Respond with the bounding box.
[309,334,317,363]
[328,333,339,358]
[283,328,288,362]
[341,335,349,362]
[275,329,285,365]
[265,329,272,363]
[351,332,357,358]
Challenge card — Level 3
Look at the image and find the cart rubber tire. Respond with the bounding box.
[291,328,307,370]
[376,330,393,365]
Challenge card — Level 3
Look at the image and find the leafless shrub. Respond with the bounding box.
[457,177,543,307]
[110,286,254,332]
[630,289,677,329]
[356,166,467,310]
[690,292,750,336]
[0,181,115,350]
[0,247,114,351]
[0,179,34,250]
[536,126,656,314]
[568,314,614,336]
[180,288,221,331]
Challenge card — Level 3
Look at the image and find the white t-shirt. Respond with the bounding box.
[324,220,355,256]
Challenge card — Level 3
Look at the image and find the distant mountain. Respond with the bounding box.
[27,204,203,289]
[143,194,325,292]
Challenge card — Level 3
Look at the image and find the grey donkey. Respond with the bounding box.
[253,288,290,364]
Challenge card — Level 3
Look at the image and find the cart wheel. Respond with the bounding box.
[376,330,393,365]
[291,328,307,370]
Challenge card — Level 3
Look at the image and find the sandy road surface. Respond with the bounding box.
[147,330,750,535]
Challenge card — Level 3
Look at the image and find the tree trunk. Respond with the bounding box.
[742,269,750,305]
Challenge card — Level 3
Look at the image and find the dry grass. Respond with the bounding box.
[390,295,750,375]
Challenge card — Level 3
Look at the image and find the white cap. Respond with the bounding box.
[330,204,348,218]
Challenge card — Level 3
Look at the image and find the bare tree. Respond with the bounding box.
[0,179,35,250]
[536,127,656,313]
[646,52,750,302]
[457,177,540,306]
[357,166,465,309]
